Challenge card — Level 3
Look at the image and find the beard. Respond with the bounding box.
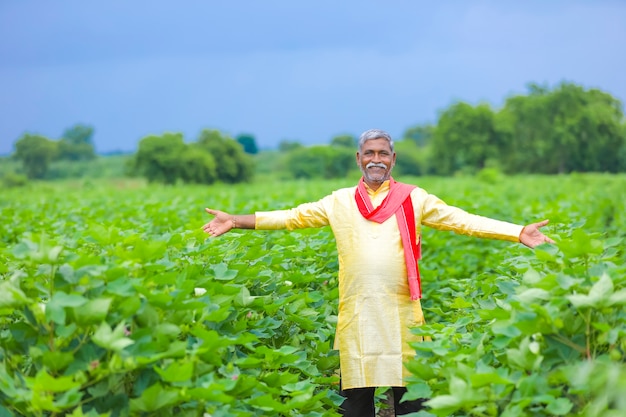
[361,162,391,184]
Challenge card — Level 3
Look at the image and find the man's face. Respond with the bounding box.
[356,138,396,187]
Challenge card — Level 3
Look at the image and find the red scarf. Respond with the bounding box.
[355,177,422,300]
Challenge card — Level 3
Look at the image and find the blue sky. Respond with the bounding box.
[1,0,625,155]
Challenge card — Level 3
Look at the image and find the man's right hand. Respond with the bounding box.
[202,208,235,237]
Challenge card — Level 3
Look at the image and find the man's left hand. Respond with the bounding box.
[520,219,555,248]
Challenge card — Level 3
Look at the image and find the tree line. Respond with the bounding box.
[4,81,626,185]
[132,130,254,184]
[10,124,97,179]
[239,82,626,180]
[425,82,625,175]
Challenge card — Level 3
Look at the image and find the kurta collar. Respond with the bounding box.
[364,180,391,197]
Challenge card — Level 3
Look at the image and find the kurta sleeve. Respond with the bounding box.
[419,191,523,242]
[255,196,332,230]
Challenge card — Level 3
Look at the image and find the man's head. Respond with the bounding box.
[356,129,396,189]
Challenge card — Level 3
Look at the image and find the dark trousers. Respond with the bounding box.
[339,386,426,417]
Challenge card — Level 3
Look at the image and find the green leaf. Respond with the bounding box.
[506,336,543,371]
[449,376,469,397]
[545,397,573,415]
[234,285,257,307]
[135,303,160,327]
[404,361,437,380]
[187,386,234,404]
[0,281,29,309]
[556,273,579,290]
[117,295,141,318]
[608,289,626,306]
[51,291,88,308]
[517,288,550,303]
[58,264,77,284]
[53,387,82,409]
[426,394,461,409]
[47,246,63,262]
[106,278,138,297]
[42,351,74,373]
[155,360,194,383]
[560,229,604,258]
[0,364,18,398]
[449,297,473,309]
[72,298,112,325]
[534,246,558,262]
[567,274,614,308]
[522,268,542,285]
[153,323,181,339]
[212,263,238,280]
[604,236,623,247]
[491,320,521,338]
[403,382,432,401]
[129,383,180,412]
[248,393,287,412]
[470,372,513,388]
[92,322,134,351]
[33,369,80,393]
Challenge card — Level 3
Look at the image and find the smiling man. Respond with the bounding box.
[202,128,554,416]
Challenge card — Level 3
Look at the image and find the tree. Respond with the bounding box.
[178,145,217,184]
[133,133,188,184]
[285,145,354,179]
[196,129,253,183]
[430,102,503,175]
[61,124,94,145]
[403,124,434,147]
[278,140,303,152]
[133,129,253,185]
[236,134,259,154]
[57,124,96,161]
[330,134,357,148]
[133,133,218,184]
[13,134,58,179]
[500,82,626,174]
[393,140,425,177]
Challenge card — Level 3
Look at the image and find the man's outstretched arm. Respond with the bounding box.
[519,219,555,248]
[203,208,256,237]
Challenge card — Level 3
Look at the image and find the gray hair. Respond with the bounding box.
[358,129,394,152]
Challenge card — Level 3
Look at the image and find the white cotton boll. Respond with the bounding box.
[529,341,540,354]
[284,280,293,286]
[194,288,207,296]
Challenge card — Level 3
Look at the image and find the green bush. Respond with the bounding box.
[179,146,217,184]
[196,129,254,184]
[13,133,58,179]
[285,145,354,179]
[475,167,503,184]
[133,132,226,185]
[1,171,28,188]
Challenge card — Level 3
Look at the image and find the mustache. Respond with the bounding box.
[366,162,388,169]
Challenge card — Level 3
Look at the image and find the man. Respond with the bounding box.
[202,129,554,416]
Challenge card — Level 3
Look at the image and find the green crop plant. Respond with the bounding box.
[0,174,624,416]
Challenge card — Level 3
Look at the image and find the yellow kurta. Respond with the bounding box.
[255,181,523,389]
